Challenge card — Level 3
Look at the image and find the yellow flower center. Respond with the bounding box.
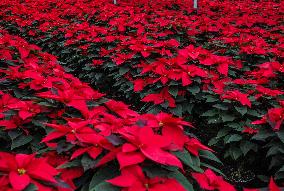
[159,121,164,126]
[17,168,26,175]
[145,183,149,189]
[71,129,76,133]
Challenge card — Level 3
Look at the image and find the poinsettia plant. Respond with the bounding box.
[0,0,283,189]
[0,30,231,191]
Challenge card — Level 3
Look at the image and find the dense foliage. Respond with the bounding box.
[0,0,283,190]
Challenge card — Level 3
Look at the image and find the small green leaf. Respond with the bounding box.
[169,86,179,97]
[89,165,119,190]
[119,67,129,75]
[252,129,274,140]
[240,141,258,156]
[221,114,236,122]
[173,150,203,172]
[225,134,242,143]
[199,150,223,164]
[8,130,22,140]
[204,95,218,102]
[11,135,33,150]
[216,128,230,139]
[90,182,119,191]
[234,106,247,116]
[81,155,96,171]
[200,162,225,176]
[213,104,228,110]
[167,171,194,191]
[208,138,218,146]
[23,184,38,191]
[57,159,81,169]
[229,147,242,160]
[187,86,200,95]
[276,131,284,143]
[169,104,183,117]
[201,110,218,117]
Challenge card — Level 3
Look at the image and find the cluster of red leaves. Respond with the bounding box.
[0,0,283,189]
[0,30,234,190]
[252,101,284,131]
[0,0,282,127]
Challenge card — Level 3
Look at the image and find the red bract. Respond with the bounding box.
[185,137,213,156]
[192,169,236,191]
[105,100,138,118]
[222,90,252,107]
[0,94,20,113]
[267,108,284,131]
[252,103,284,131]
[0,152,58,191]
[118,126,183,169]
[269,177,281,191]
[155,112,192,150]
[71,133,115,160]
[142,87,176,107]
[8,101,42,120]
[107,165,186,191]
[242,127,259,134]
[37,88,90,117]
[42,120,95,143]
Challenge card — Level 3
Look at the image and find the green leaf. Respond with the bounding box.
[204,95,218,102]
[266,146,282,157]
[119,67,129,75]
[225,134,242,144]
[199,150,223,164]
[173,150,203,172]
[247,109,261,117]
[201,110,218,117]
[23,184,38,191]
[81,155,96,171]
[240,141,258,156]
[200,162,225,176]
[90,182,119,191]
[276,131,284,143]
[229,147,242,160]
[221,114,236,122]
[56,140,74,154]
[277,165,284,172]
[213,104,228,110]
[144,165,170,178]
[167,171,194,191]
[207,118,221,124]
[216,128,230,139]
[252,129,274,141]
[11,135,33,150]
[8,130,22,140]
[89,165,119,190]
[234,106,247,116]
[169,86,179,97]
[208,138,219,146]
[275,171,284,180]
[169,104,183,117]
[57,159,81,169]
[187,86,200,95]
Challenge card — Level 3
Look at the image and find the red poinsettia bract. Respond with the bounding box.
[0,152,59,190]
[107,165,186,191]
[192,169,236,191]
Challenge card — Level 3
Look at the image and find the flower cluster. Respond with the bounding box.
[0,0,283,189]
[0,30,232,190]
